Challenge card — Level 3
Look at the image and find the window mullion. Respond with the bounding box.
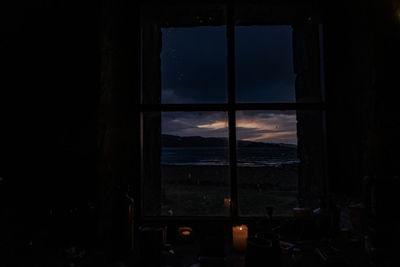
[227,1,238,219]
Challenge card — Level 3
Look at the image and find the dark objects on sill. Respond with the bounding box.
[198,256,226,267]
[197,223,227,266]
[0,240,121,267]
[162,244,185,267]
[275,199,340,242]
[315,245,350,267]
[198,223,226,259]
[245,234,281,267]
[135,200,370,267]
[137,225,168,267]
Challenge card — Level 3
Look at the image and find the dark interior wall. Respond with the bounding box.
[323,0,400,193]
[97,0,139,258]
[375,0,400,176]
[323,0,376,197]
[1,0,400,264]
[373,0,400,261]
[0,0,101,254]
[323,2,400,263]
[0,1,140,263]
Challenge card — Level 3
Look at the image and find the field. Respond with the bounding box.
[161,164,298,216]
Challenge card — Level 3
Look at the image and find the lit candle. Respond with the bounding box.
[182,230,191,236]
[178,227,192,239]
[224,198,231,208]
[232,225,248,252]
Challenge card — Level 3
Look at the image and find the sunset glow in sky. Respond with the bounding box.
[160,25,297,145]
[162,111,298,145]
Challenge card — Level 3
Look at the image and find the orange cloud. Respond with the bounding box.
[197,119,277,130]
[241,131,297,142]
[236,119,276,130]
[195,114,297,144]
[197,121,227,129]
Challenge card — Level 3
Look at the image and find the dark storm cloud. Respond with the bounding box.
[162,112,229,137]
[161,27,227,103]
[235,26,296,102]
[161,25,295,103]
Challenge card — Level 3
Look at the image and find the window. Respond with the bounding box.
[139,2,326,218]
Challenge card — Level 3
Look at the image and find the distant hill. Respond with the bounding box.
[162,134,297,148]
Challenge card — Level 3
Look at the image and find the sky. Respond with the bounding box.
[162,111,298,145]
[160,25,298,144]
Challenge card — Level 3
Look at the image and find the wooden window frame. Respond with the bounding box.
[136,1,326,224]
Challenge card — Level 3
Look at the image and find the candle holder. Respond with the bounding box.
[137,225,167,266]
[177,226,193,242]
[246,234,281,267]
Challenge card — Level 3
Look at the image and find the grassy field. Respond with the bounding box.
[161,164,298,216]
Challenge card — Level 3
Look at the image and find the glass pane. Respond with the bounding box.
[235,26,296,103]
[236,111,299,216]
[161,27,227,103]
[142,111,230,216]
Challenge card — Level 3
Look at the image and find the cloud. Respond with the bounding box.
[161,26,296,103]
[236,111,297,144]
[161,27,227,103]
[159,26,298,144]
[161,111,298,144]
[197,121,228,129]
[162,89,194,103]
[241,131,297,142]
[162,112,229,138]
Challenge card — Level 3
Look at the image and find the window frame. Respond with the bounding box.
[137,1,327,222]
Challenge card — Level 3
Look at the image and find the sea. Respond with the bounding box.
[161,146,299,167]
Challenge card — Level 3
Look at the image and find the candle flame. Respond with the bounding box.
[224,198,231,207]
[182,230,191,236]
[178,227,193,238]
[239,227,242,230]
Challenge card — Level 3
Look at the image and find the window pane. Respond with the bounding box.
[161,27,227,103]
[142,111,230,216]
[236,110,299,216]
[235,26,296,103]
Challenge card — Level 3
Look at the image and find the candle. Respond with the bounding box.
[178,227,192,239]
[232,225,248,252]
[182,230,191,236]
[224,198,231,208]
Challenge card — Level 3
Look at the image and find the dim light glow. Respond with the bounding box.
[224,198,231,208]
[178,226,193,238]
[397,8,400,22]
[232,224,248,252]
[182,230,191,236]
